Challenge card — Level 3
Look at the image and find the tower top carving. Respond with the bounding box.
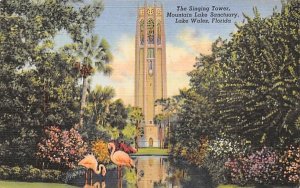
[138,7,162,17]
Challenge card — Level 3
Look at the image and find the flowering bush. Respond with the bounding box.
[36,126,88,169]
[208,137,248,159]
[279,145,300,184]
[92,139,110,164]
[200,137,249,184]
[225,147,278,185]
[225,146,300,185]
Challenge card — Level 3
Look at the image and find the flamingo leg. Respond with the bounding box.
[116,166,118,180]
[85,171,88,185]
[117,174,122,188]
[90,169,93,185]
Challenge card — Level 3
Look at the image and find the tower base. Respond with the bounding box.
[138,124,162,147]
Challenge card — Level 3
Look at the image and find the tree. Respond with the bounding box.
[66,35,113,128]
[107,99,128,130]
[128,106,144,149]
[217,1,300,146]
[0,0,103,166]
[170,38,224,161]
[87,85,115,126]
[78,85,115,143]
[154,113,165,148]
[155,97,181,148]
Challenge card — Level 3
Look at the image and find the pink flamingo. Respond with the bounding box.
[108,142,135,179]
[78,154,106,185]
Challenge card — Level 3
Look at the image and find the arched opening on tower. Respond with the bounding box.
[149,138,154,147]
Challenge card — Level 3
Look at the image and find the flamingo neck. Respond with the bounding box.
[99,164,106,176]
[93,163,100,174]
[93,164,105,175]
[110,143,117,165]
[110,143,116,157]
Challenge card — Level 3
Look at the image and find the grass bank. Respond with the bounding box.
[133,148,169,155]
[0,181,76,188]
[217,185,243,188]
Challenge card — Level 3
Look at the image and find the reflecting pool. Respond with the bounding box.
[68,156,214,188]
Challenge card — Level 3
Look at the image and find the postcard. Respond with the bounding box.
[0,0,299,187]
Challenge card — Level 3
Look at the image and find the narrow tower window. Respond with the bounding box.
[147,48,155,58]
[147,19,154,44]
[147,48,155,75]
[140,20,144,45]
[157,23,161,44]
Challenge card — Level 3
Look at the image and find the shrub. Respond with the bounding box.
[26,166,41,181]
[225,147,278,185]
[36,126,88,169]
[11,166,22,179]
[201,137,249,184]
[92,139,110,164]
[279,145,300,184]
[64,166,85,184]
[0,165,10,179]
[0,165,63,182]
[225,146,300,186]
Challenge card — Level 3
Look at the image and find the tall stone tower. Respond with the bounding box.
[135,3,167,147]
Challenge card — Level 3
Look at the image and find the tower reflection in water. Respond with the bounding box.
[134,156,170,188]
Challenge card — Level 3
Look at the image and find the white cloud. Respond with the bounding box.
[177,27,212,55]
[166,27,212,97]
[92,28,212,105]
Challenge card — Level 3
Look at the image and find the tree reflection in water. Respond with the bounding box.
[168,156,214,188]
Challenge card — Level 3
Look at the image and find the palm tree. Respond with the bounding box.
[155,97,180,148]
[128,107,144,150]
[88,85,115,126]
[154,113,166,148]
[107,99,128,130]
[69,35,113,128]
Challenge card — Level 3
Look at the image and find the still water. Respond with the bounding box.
[69,156,214,188]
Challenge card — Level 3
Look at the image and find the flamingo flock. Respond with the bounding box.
[78,141,137,187]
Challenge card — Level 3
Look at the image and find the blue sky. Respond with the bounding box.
[55,0,282,105]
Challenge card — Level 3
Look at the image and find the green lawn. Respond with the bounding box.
[217,185,254,188]
[217,185,241,188]
[0,181,76,188]
[133,148,169,155]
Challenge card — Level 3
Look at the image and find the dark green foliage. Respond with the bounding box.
[80,86,129,143]
[128,106,144,149]
[79,85,115,143]
[79,123,111,144]
[218,0,300,146]
[171,39,224,158]
[107,99,128,130]
[171,0,300,185]
[0,165,63,182]
[168,157,215,188]
[0,0,104,166]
